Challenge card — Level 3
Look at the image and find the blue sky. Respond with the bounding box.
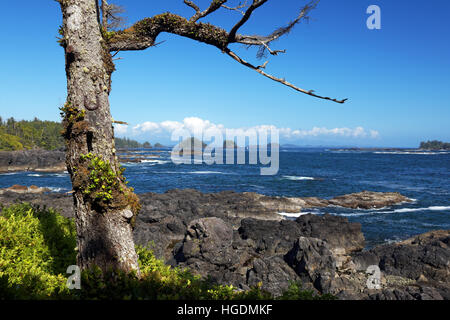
[0,0,449,147]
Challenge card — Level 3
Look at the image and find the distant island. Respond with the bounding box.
[419,140,450,150]
[0,117,162,151]
[115,137,152,149]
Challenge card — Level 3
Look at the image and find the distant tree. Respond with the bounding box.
[420,140,450,150]
[142,141,152,148]
[115,137,143,149]
[0,117,64,151]
[0,132,24,151]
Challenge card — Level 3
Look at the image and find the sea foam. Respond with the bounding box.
[282,175,315,181]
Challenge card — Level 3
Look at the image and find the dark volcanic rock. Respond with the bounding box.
[0,191,74,218]
[246,255,300,296]
[285,237,336,292]
[0,149,66,173]
[295,214,365,254]
[173,217,252,289]
[238,218,302,255]
[369,230,450,283]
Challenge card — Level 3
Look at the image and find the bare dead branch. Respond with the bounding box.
[183,0,200,13]
[101,0,108,29]
[112,120,129,125]
[257,60,269,69]
[260,41,285,55]
[184,0,228,22]
[224,48,347,104]
[101,0,126,31]
[235,1,317,47]
[228,0,268,42]
[221,1,248,15]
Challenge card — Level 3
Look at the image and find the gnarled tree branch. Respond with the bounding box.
[105,0,346,103]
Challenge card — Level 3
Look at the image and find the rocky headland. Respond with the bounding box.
[0,187,448,300]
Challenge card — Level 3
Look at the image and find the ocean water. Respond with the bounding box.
[1,148,449,248]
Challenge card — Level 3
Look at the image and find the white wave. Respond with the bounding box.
[28,173,44,177]
[282,175,315,181]
[353,206,390,211]
[0,172,18,175]
[428,206,450,211]
[51,173,69,177]
[141,160,170,165]
[383,238,402,245]
[333,212,377,217]
[188,171,229,175]
[377,206,450,214]
[374,151,447,155]
[278,211,316,218]
[156,170,233,175]
[48,187,69,193]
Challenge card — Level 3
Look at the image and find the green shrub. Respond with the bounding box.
[279,281,338,300]
[0,203,335,300]
[0,203,76,299]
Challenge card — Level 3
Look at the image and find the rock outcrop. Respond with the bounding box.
[0,185,51,195]
[0,188,447,300]
[0,149,66,173]
[328,191,411,209]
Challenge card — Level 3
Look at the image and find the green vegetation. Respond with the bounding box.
[0,116,157,151]
[279,281,337,300]
[419,140,450,150]
[79,153,125,202]
[0,203,76,299]
[0,203,335,300]
[115,137,152,149]
[73,153,140,218]
[0,117,64,151]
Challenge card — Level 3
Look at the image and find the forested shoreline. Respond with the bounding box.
[0,117,156,151]
[419,140,450,150]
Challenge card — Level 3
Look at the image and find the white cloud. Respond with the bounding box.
[114,124,129,135]
[370,130,380,138]
[132,121,160,133]
[114,117,380,143]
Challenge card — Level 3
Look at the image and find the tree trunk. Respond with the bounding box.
[59,0,140,274]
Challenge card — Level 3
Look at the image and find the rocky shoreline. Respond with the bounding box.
[0,188,448,300]
[0,149,170,173]
[0,149,66,173]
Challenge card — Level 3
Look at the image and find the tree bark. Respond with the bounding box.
[59,0,140,274]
